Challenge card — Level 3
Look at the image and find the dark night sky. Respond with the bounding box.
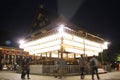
[0,0,120,48]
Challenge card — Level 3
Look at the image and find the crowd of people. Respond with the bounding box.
[79,54,100,80]
[0,54,119,80]
[53,55,100,80]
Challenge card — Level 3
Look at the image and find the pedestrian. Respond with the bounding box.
[79,54,87,80]
[89,55,100,80]
[54,59,59,78]
[21,60,26,79]
[0,58,4,70]
[24,62,30,79]
[58,58,66,79]
[21,59,30,79]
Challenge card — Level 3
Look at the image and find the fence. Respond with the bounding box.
[42,65,87,75]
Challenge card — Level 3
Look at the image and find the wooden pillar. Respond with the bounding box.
[58,50,60,59]
[74,53,76,61]
[4,54,6,60]
[60,36,64,59]
[41,53,43,64]
[66,53,68,61]
[49,52,52,64]
[45,52,47,60]
[50,52,51,60]
[45,52,47,64]
[60,47,63,59]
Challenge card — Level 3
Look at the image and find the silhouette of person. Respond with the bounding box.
[89,55,100,80]
[21,60,26,79]
[58,58,66,79]
[24,62,30,79]
[21,60,30,79]
[79,54,87,80]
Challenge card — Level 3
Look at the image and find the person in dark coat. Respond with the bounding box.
[21,60,26,79]
[89,55,100,80]
[21,60,30,79]
[24,62,30,79]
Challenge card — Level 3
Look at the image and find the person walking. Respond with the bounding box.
[89,55,100,80]
[58,58,66,79]
[21,60,30,79]
[54,59,59,78]
[79,54,87,80]
[21,60,26,79]
[24,62,30,79]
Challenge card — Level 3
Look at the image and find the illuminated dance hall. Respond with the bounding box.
[19,16,108,75]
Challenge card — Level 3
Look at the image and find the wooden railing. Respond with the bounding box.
[42,65,84,75]
[16,64,110,75]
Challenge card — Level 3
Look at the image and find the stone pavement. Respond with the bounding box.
[0,71,120,80]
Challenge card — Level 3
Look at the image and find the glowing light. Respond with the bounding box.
[65,47,83,53]
[58,0,85,19]
[27,45,60,55]
[24,40,61,52]
[0,48,3,49]
[104,41,110,45]
[58,24,64,33]
[104,41,110,49]
[19,40,25,45]
[20,26,107,56]
[5,40,11,45]
[20,33,61,48]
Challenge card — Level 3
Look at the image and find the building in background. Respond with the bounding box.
[19,16,108,63]
[19,6,109,75]
[0,46,29,70]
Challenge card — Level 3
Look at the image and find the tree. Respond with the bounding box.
[100,43,120,63]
